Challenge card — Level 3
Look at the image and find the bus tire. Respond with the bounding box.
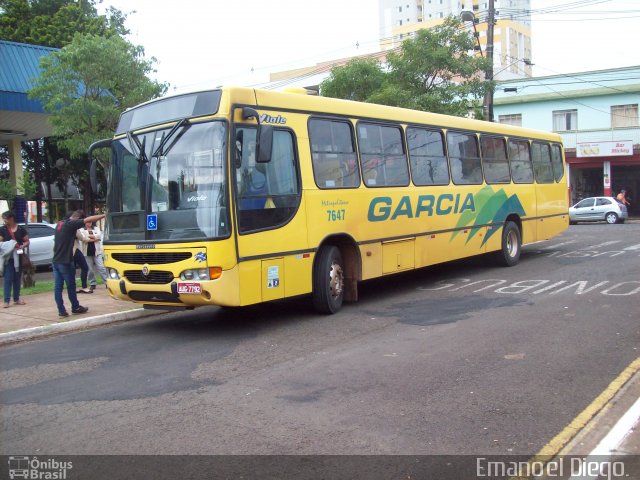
[496,221,521,267]
[312,246,345,314]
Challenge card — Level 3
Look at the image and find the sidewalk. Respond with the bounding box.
[0,285,156,344]
[553,362,640,478]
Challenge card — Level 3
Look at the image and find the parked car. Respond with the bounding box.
[19,222,56,268]
[569,196,628,224]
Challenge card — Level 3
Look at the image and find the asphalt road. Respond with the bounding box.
[1,224,638,460]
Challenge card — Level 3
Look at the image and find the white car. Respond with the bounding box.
[20,222,56,267]
[569,196,628,224]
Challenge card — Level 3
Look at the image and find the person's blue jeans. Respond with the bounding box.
[3,258,21,304]
[53,262,80,314]
[74,249,89,289]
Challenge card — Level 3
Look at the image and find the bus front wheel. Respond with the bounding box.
[496,221,521,267]
[313,246,345,314]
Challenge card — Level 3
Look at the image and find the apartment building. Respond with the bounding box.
[379,0,533,79]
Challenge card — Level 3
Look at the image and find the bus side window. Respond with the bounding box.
[407,127,449,186]
[309,118,360,189]
[532,141,554,184]
[551,143,565,182]
[236,128,301,233]
[448,132,482,185]
[358,123,409,187]
[480,135,510,184]
[508,139,534,184]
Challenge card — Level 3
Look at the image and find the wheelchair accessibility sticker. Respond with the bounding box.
[147,214,158,231]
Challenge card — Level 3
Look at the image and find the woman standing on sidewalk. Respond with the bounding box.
[0,211,29,308]
[77,219,109,289]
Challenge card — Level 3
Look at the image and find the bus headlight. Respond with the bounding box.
[179,267,222,281]
[180,268,209,281]
[108,268,120,279]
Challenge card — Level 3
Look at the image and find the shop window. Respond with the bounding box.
[552,109,577,132]
[611,104,639,128]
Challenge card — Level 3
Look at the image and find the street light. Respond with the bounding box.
[460,6,495,121]
[459,10,483,57]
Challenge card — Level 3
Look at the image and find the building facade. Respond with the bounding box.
[378,0,533,80]
[494,66,640,215]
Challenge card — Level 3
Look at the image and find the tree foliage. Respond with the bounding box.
[320,58,386,103]
[320,17,491,117]
[0,0,128,48]
[29,33,167,159]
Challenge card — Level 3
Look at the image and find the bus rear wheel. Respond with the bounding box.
[312,246,344,314]
[496,221,521,267]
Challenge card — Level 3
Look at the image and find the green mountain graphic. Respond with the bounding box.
[451,186,526,246]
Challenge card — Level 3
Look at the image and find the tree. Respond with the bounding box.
[321,16,491,118]
[0,0,129,48]
[28,33,167,211]
[320,58,386,103]
[30,33,166,158]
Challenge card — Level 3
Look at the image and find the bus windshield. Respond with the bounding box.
[105,120,229,242]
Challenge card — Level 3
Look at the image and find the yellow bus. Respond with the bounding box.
[89,87,568,314]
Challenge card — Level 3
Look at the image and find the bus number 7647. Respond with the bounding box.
[327,209,345,222]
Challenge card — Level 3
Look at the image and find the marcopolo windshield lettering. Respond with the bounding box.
[368,193,476,221]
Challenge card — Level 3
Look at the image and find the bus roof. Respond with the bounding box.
[223,86,562,144]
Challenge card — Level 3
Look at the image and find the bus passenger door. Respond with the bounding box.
[233,125,310,306]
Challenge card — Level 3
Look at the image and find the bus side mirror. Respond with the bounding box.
[256,125,273,163]
[88,138,112,195]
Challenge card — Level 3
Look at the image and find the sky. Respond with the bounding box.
[102,0,640,93]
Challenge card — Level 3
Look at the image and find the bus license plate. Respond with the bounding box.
[177,283,201,294]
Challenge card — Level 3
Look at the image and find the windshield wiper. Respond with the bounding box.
[151,118,191,159]
[127,131,149,164]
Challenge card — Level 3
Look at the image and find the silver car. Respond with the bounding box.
[569,196,628,224]
[20,222,56,267]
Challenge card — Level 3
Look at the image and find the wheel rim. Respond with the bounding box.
[606,213,617,224]
[506,229,519,258]
[328,261,344,300]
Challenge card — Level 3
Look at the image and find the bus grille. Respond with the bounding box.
[129,291,182,303]
[124,270,174,284]
[112,252,192,265]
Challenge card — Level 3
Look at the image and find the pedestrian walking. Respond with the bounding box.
[617,189,631,207]
[78,219,109,289]
[53,210,106,317]
[0,211,29,308]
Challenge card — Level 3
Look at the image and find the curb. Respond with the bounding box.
[0,308,158,346]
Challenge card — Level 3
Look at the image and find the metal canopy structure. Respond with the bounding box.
[0,40,57,143]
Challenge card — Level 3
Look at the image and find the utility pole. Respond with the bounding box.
[483,0,495,122]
